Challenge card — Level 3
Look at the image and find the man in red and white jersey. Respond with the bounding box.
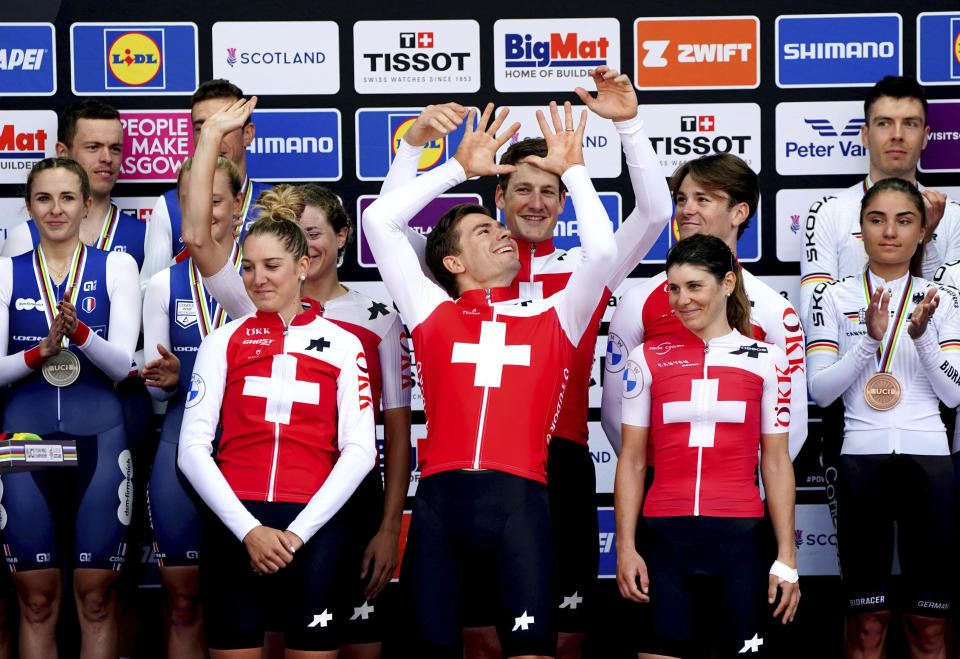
[601,153,807,461]
[799,76,960,323]
[364,102,616,658]
[384,68,672,653]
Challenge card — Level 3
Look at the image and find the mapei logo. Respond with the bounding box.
[245,109,341,182]
[354,108,473,180]
[354,20,480,94]
[917,12,960,85]
[634,16,759,90]
[70,23,198,96]
[804,118,865,137]
[0,24,56,96]
[776,14,901,88]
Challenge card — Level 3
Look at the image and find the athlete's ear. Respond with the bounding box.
[336,225,349,249]
[722,271,736,296]
[730,201,750,229]
[442,254,465,275]
[297,254,310,279]
[861,121,869,149]
[494,184,506,211]
[55,141,70,158]
[242,121,255,148]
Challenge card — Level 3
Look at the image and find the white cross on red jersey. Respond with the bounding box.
[621,329,790,517]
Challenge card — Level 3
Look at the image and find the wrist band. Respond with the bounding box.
[770,560,799,584]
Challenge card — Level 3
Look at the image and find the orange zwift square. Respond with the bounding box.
[634,16,760,90]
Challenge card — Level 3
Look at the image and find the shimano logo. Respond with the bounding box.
[783,41,895,60]
[248,136,334,155]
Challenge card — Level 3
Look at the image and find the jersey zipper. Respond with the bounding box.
[472,293,494,468]
[693,342,709,516]
[265,314,290,501]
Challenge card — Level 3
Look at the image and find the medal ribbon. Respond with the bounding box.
[863,269,913,373]
[94,204,120,251]
[187,242,240,340]
[234,177,254,238]
[33,242,86,348]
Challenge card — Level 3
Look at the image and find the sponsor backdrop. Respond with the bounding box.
[3,1,959,655]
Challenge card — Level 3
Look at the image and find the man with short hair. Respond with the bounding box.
[365,101,618,658]
[799,75,960,322]
[601,152,807,464]
[384,69,672,657]
[2,99,155,274]
[142,79,271,283]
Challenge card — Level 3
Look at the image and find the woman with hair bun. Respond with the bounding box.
[615,233,799,658]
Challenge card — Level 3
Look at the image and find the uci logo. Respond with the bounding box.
[108,32,162,86]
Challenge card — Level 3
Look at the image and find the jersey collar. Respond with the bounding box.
[458,286,518,307]
[254,298,322,328]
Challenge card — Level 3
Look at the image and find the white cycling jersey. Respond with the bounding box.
[806,269,960,455]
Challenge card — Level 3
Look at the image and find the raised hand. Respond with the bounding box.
[452,103,521,179]
[522,101,587,177]
[141,344,181,392]
[865,286,890,341]
[404,102,469,147]
[574,66,638,122]
[908,287,939,339]
[200,96,258,139]
[920,189,947,244]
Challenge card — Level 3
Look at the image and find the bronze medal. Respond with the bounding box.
[864,372,901,411]
[41,350,81,388]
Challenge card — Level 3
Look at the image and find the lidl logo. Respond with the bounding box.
[917,12,960,85]
[633,16,759,90]
[0,24,56,96]
[775,14,901,88]
[107,31,162,87]
[71,23,198,95]
[355,108,473,180]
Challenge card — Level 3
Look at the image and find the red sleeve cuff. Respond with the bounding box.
[70,321,91,346]
[24,346,43,370]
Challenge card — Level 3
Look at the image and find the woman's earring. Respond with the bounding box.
[300,274,306,281]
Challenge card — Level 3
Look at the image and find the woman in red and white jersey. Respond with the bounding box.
[177,214,376,656]
[179,97,411,657]
[615,234,799,658]
[806,178,960,659]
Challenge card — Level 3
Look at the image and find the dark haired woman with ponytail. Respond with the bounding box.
[807,177,960,659]
[614,233,799,658]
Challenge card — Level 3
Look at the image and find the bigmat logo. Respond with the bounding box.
[495,105,622,179]
[212,21,339,95]
[496,192,621,253]
[493,18,620,92]
[776,14,901,88]
[775,188,846,263]
[246,110,341,182]
[639,103,762,173]
[917,12,960,85]
[71,23,198,95]
[0,110,57,184]
[354,20,480,94]
[0,24,56,96]
[118,111,193,183]
[919,100,960,173]
[776,101,868,175]
[355,107,475,181]
[356,194,483,268]
[633,16,759,90]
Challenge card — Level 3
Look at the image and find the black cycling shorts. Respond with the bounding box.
[837,453,955,618]
[201,500,346,651]
[336,468,386,645]
[637,516,772,658]
[402,470,554,658]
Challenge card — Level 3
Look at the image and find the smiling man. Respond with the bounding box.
[799,76,960,323]
[600,153,807,466]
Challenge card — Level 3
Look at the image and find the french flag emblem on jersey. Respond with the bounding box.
[81,296,96,313]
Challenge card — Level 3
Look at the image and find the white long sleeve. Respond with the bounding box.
[203,260,255,320]
[142,269,175,401]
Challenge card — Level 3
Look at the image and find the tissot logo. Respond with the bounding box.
[353,20,480,94]
[639,103,761,172]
